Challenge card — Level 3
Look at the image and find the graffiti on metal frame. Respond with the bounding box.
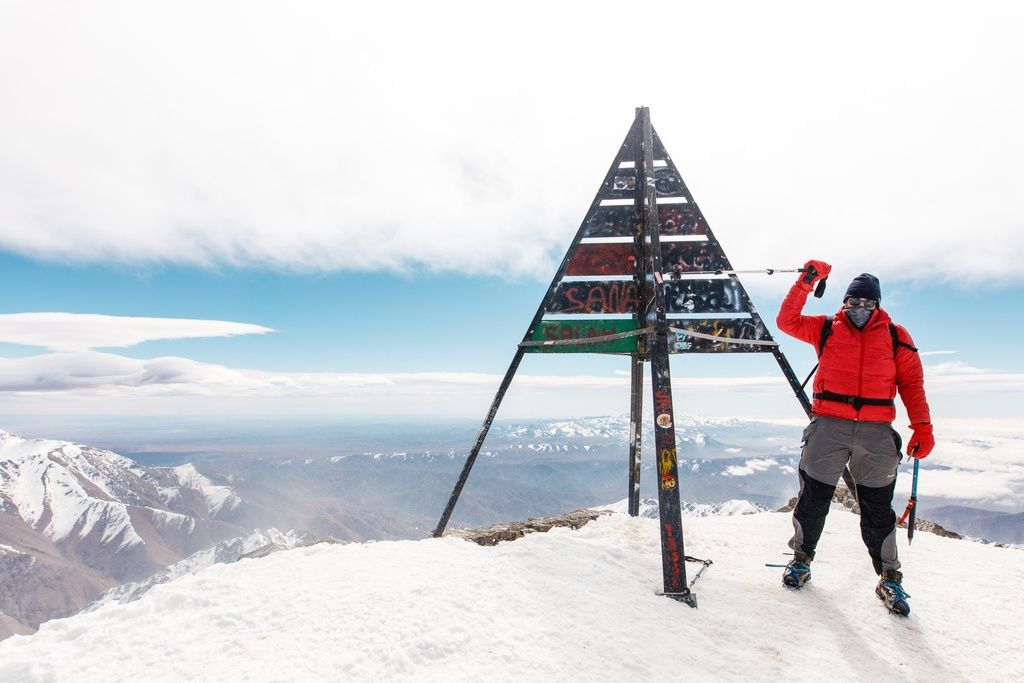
[549,281,640,314]
[658,448,678,490]
[583,206,636,238]
[566,243,636,276]
[668,318,773,353]
[516,111,779,358]
[654,389,672,413]
[654,166,683,195]
[658,206,706,235]
[663,243,730,274]
[664,279,748,314]
[602,170,638,197]
[663,521,682,588]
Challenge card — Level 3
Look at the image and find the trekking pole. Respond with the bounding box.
[671,267,828,298]
[897,455,921,544]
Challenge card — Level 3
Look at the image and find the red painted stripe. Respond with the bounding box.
[566,243,636,276]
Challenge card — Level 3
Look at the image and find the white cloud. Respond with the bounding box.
[919,351,957,357]
[927,361,989,376]
[0,313,273,352]
[0,351,804,398]
[891,418,1024,508]
[923,361,1024,393]
[0,351,626,395]
[0,2,1022,282]
[722,458,776,477]
[1,350,1020,422]
[0,350,799,425]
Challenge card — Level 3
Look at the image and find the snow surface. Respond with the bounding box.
[1,509,1020,681]
[87,528,306,609]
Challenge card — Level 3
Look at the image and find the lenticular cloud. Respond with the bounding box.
[0,313,273,352]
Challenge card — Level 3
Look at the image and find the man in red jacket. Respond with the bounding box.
[776,260,934,616]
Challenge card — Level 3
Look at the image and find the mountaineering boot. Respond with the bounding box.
[876,569,911,616]
[783,553,812,588]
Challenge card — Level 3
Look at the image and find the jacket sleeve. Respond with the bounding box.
[776,282,826,346]
[894,325,931,425]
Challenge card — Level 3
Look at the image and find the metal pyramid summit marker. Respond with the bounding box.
[432,107,814,608]
[521,112,777,358]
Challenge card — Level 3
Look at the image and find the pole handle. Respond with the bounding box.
[799,266,828,298]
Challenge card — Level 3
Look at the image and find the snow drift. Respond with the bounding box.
[0,507,1020,681]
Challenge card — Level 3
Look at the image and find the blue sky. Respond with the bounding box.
[1,1,1023,428]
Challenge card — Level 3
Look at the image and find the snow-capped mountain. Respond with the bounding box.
[0,430,249,638]
[86,528,308,609]
[603,497,771,519]
[0,508,1020,681]
[0,431,242,549]
[493,414,775,457]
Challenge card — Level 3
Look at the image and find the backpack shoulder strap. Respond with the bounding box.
[890,323,918,359]
[817,315,834,358]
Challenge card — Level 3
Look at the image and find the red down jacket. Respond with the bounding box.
[777,283,931,425]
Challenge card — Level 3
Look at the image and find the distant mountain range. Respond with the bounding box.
[924,505,1024,545]
[3,416,1021,640]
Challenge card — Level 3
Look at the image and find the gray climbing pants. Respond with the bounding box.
[789,415,903,574]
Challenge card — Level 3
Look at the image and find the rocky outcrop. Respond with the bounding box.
[448,509,611,546]
[777,486,962,539]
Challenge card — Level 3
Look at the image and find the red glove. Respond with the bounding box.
[907,423,934,458]
[797,259,831,292]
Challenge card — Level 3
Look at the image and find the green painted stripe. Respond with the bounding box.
[526,319,639,354]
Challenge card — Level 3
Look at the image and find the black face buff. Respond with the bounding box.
[846,306,874,329]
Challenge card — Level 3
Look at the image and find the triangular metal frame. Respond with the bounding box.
[432,108,815,607]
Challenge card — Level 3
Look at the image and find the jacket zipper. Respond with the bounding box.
[855,321,866,421]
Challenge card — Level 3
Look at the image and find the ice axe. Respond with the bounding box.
[673,266,828,298]
[897,452,921,543]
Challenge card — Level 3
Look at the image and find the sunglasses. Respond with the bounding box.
[844,297,878,310]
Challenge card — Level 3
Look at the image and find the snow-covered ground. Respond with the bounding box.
[1,508,1020,681]
[85,528,307,610]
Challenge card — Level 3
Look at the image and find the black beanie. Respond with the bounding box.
[844,273,881,301]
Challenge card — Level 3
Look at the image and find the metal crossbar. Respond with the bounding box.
[667,326,779,347]
[519,325,779,349]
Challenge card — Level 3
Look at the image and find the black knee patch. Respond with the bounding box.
[797,469,837,511]
[856,481,897,574]
[793,469,838,559]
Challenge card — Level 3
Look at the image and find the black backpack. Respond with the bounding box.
[816,315,917,360]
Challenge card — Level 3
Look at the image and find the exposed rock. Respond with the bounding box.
[449,509,612,546]
[777,486,962,540]
[906,518,962,540]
